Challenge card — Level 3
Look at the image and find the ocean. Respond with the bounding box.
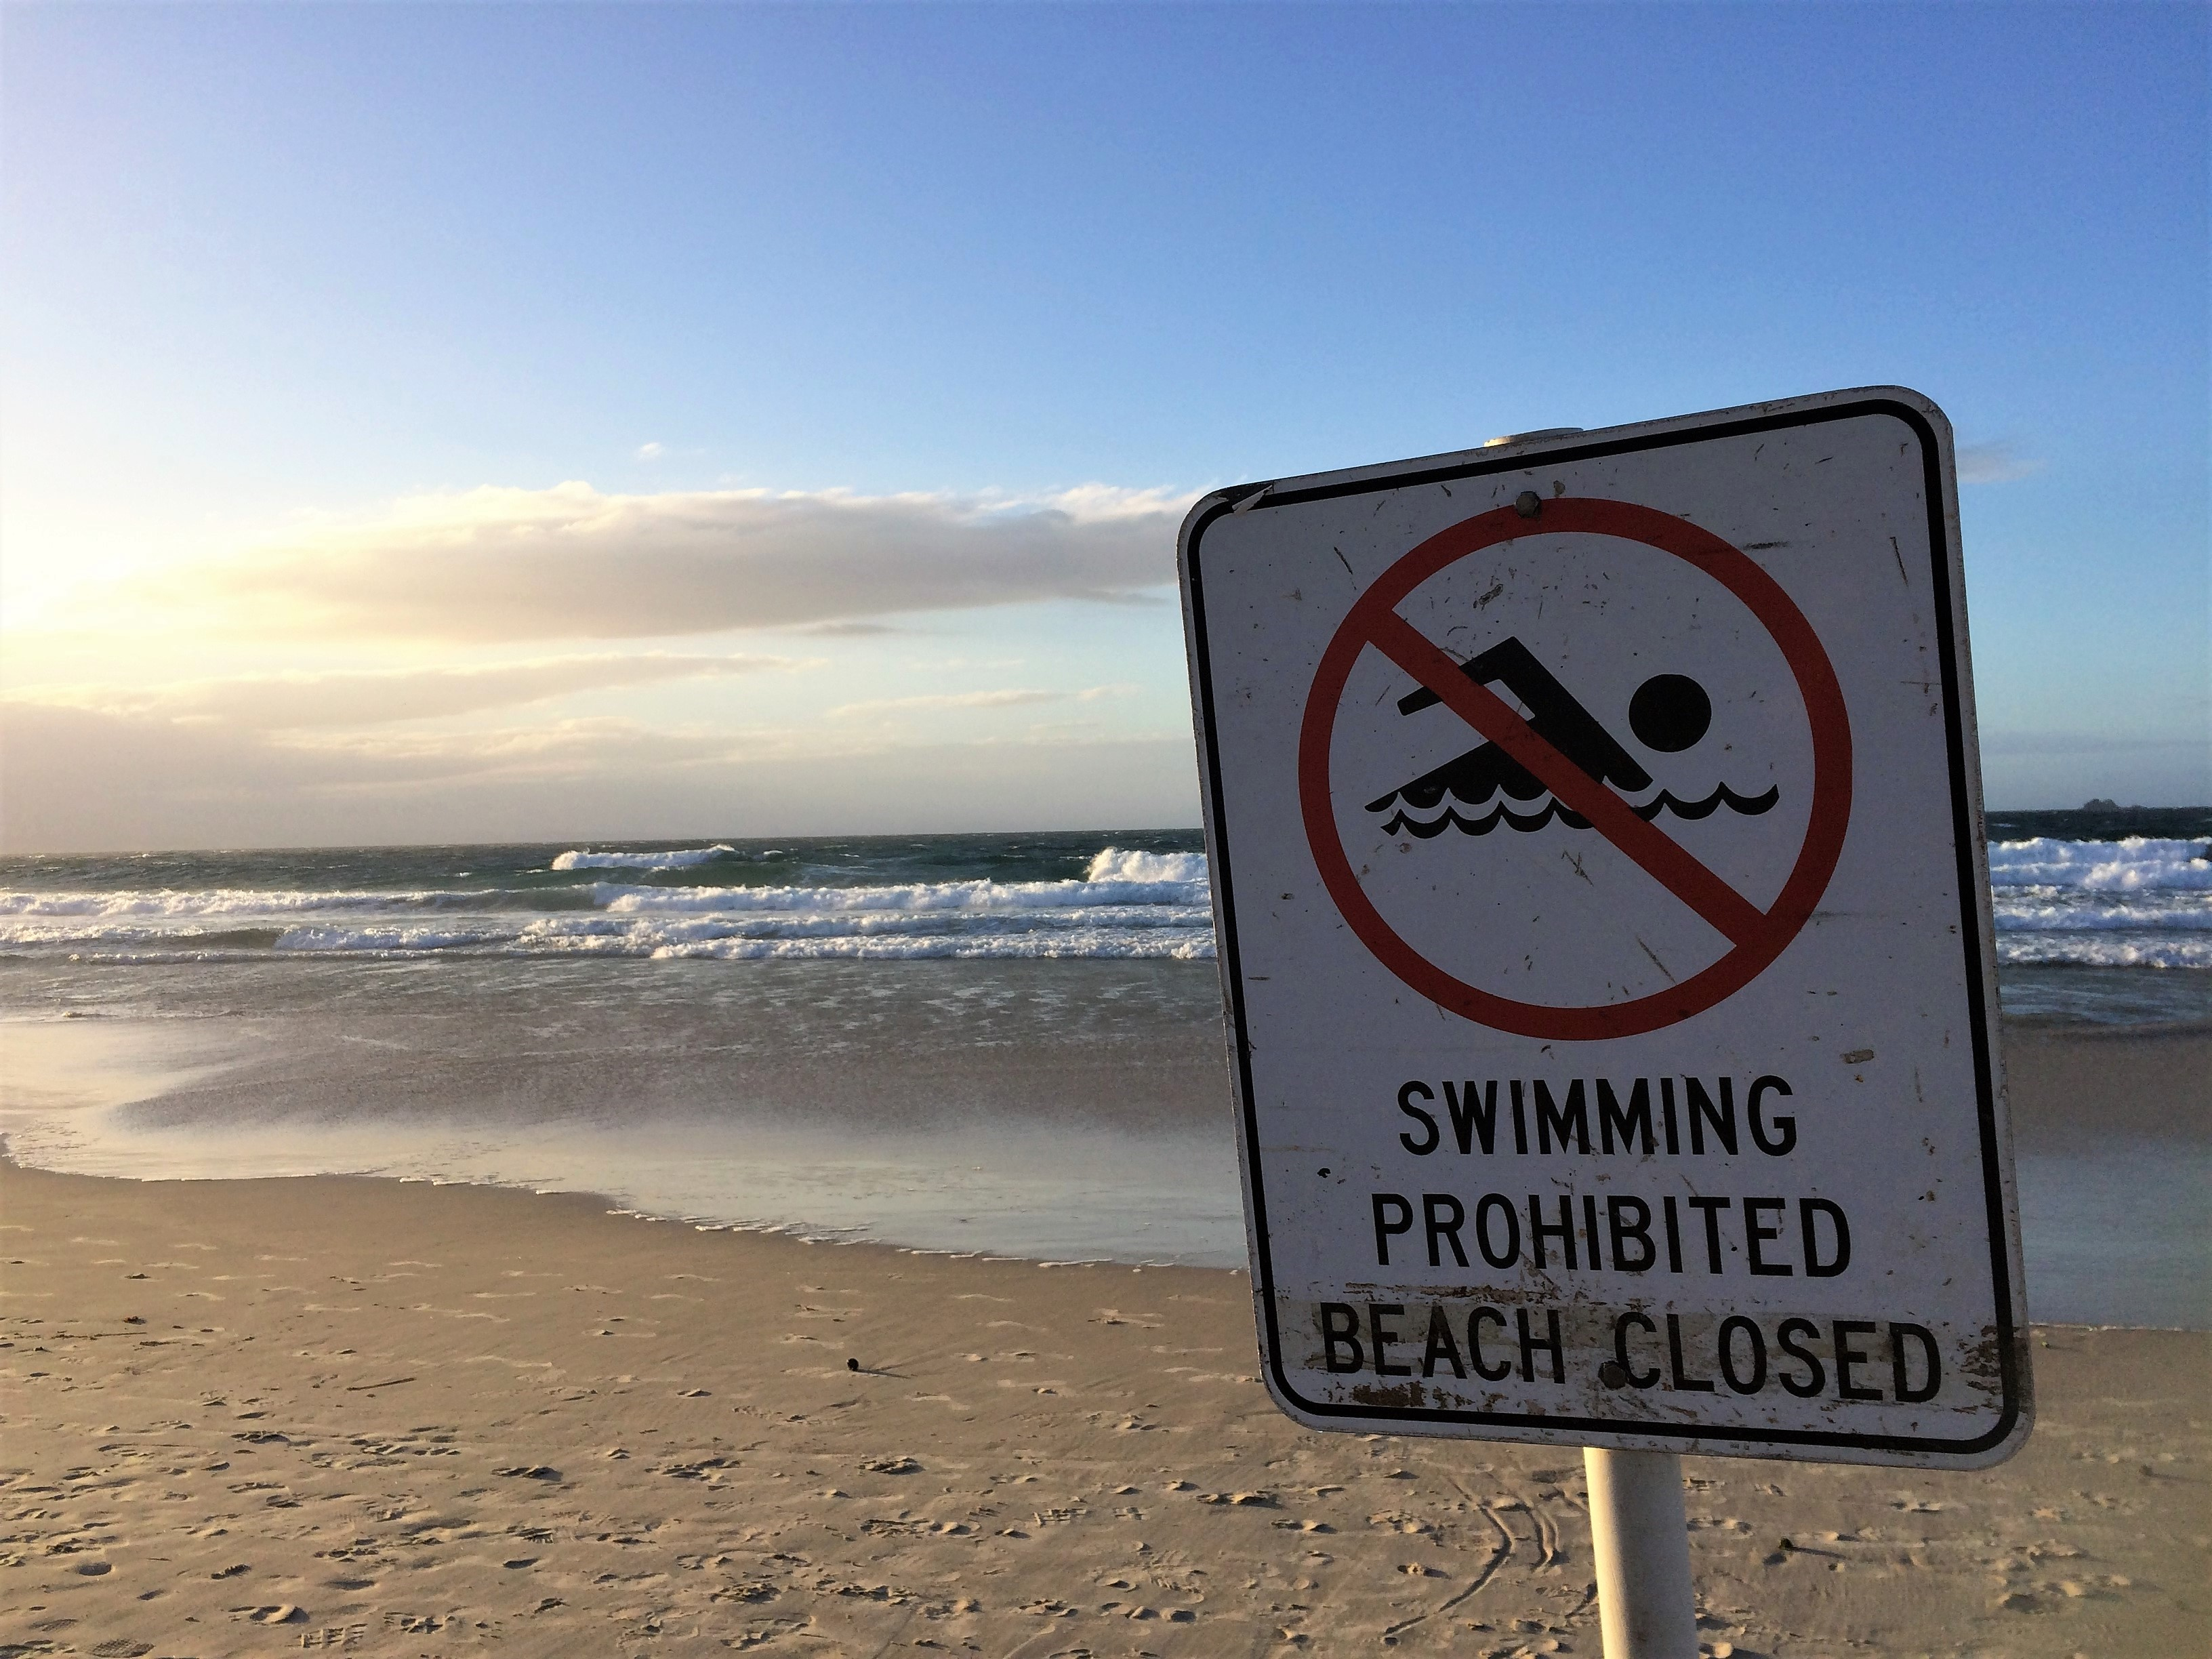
[1,811,2205,1324]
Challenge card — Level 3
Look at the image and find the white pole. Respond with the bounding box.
[1582,1447,1699,1659]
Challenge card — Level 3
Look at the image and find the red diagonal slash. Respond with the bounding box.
[1363,609,1769,947]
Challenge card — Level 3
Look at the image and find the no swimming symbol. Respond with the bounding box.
[1298,497,1854,1042]
[1362,636,1780,839]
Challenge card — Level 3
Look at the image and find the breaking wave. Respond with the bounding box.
[1084,846,1209,884]
[550,844,739,871]
[1987,837,2212,892]
[0,844,1216,962]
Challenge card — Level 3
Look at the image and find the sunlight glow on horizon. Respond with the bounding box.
[2,4,2203,850]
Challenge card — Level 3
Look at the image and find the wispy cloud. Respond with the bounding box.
[9,653,803,730]
[634,441,665,460]
[827,688,1065,719]
[792,620,907,638]
[121,483,1193,643]
[0,699,1197,852]
[0,699,742,851]
[825,684,1135,719]
[1957,441,2044,485]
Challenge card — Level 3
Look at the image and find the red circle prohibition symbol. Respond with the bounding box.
[1297,497,1853,1041]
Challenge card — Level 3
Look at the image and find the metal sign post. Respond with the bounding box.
[1175,388,2030,1653]
[1584,1448,1696,1658]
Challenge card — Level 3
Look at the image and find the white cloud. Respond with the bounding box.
[9,653,804,731]
[121,482,1193,643]
[635,441,665,460]
[1957,441,2044,485]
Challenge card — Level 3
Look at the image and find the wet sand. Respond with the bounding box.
[2000,1021,2211,1145]
[2,1010,2206,1320]
[3,1160,2205,1658]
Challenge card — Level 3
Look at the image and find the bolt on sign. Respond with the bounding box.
[1176,388,2030,1467]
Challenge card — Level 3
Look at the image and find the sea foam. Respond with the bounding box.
[1981,838,2209,969]
[596,875,1208,916]
[2,838,2200,972]
[0,886,482,918]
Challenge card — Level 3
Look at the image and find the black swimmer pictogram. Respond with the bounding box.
[1364,636,1778,838]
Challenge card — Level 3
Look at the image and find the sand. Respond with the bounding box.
[2,1160,2205,1659]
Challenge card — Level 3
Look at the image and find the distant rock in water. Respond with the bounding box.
[2081,797,2120,812]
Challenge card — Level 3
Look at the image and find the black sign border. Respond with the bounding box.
[1181,394,2025,1460]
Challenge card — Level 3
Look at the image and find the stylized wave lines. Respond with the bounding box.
[1643,783,1780,821]
[1374,783,1779,839]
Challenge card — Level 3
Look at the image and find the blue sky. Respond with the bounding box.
[3,2,2205,850]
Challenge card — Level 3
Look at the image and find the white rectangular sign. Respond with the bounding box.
[1179,388,2030,1467]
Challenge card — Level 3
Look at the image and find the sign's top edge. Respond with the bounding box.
[1180,385,1950,536]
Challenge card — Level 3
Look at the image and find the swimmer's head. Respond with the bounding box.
[1629,674,1711,753]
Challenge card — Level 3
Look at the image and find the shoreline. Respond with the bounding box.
[3,1015,2204,1328]
[3,1161,2205,1657]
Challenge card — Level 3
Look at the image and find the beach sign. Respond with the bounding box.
[1177,387,2030,1470]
